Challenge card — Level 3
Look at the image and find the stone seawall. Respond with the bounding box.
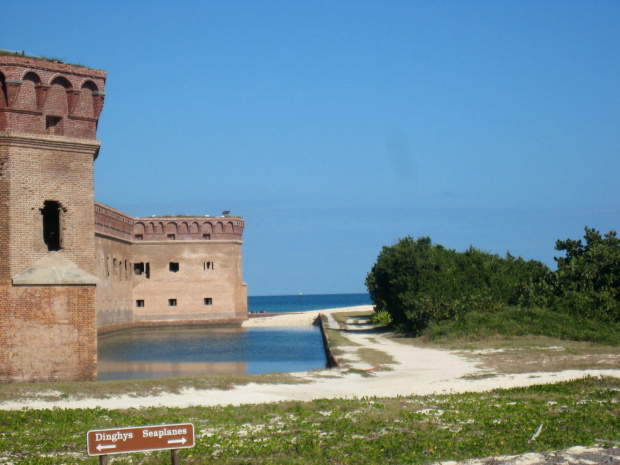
[317,314,340,368]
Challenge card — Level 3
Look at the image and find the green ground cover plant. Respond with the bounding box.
[424,306,620,346]
[0,377,617,464]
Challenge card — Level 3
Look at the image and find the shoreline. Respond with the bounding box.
[241,305,374,327]
[1,304,618,411]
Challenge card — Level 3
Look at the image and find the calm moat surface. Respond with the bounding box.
[98,326,327,381]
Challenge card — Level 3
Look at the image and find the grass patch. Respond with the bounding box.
[0,372,305,404]
[356,348,396,367]
[422,307,620,346]
[331,310,374,326]
[324,328,360,354]
[0,49,85,66]
[0,377,617,464]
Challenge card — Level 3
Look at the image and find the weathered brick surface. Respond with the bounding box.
[0,133,99,279]
[131,240,247,323]
[95,204,247,330]
[0,55,106,139]
[0,56,103,383]
[0,284,97,383]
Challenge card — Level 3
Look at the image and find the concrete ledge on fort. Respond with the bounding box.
[97,318,248,335]
[12,252,99,285]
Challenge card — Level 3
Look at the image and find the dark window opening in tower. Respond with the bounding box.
[42,200,61,251]
[45,115,63,135]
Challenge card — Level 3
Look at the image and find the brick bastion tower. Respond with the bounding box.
[0,55,105,382]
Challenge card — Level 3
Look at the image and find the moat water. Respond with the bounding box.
[98,326,327,381]
[98,293,370,381]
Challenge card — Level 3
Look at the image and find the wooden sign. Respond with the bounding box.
[87,423,195,456]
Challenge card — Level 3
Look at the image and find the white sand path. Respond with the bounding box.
[1,305,618,410]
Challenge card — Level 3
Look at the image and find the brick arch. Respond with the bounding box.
[22,71,42,84]
[190,222,199,234]
[215,222,224,234]
[179,222,189,234]
[81,80,98,92]
[227,221,235,233]
[134,222,145,234]
[18,73,39,112]
[74,80,99,118]
[49,75,72,89]
[201,222,213,234]
[44,78,70,117]
[165,222,178,234]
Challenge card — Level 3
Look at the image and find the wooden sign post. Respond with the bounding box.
[87,423,195,464]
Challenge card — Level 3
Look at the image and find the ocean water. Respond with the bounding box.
[97,293,373,381]
[248,292,372,313]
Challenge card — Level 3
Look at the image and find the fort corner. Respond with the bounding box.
[0,53,247,383]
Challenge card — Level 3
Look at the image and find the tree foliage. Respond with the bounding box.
[365,236,548,333]
[367,227,620,336]
[527,227,620,322]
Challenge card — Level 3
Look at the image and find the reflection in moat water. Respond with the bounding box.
[98,326,327,381]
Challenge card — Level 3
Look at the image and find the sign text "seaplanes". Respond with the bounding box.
[143,426,188,439]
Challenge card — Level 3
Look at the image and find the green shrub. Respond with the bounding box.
[370,310,392,327]
[366,236,547,334]
[522,227,620,323]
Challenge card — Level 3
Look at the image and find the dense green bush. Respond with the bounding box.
[365,236,547,333]
[367,227,620,337]
[521,227,620,323]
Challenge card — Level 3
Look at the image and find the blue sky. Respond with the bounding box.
[4,1,619,296]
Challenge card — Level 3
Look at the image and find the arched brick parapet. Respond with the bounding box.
[49,75,72,89]
[81,80,98,91]
[134,222,145,240]
[190,222,199,234]
[165,222,178,234]
[44,76,71,121]
[22,71,41,84]
[74,80,98,118]
[18,72,39,112]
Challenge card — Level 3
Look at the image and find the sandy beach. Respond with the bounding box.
[1,305,618,411]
